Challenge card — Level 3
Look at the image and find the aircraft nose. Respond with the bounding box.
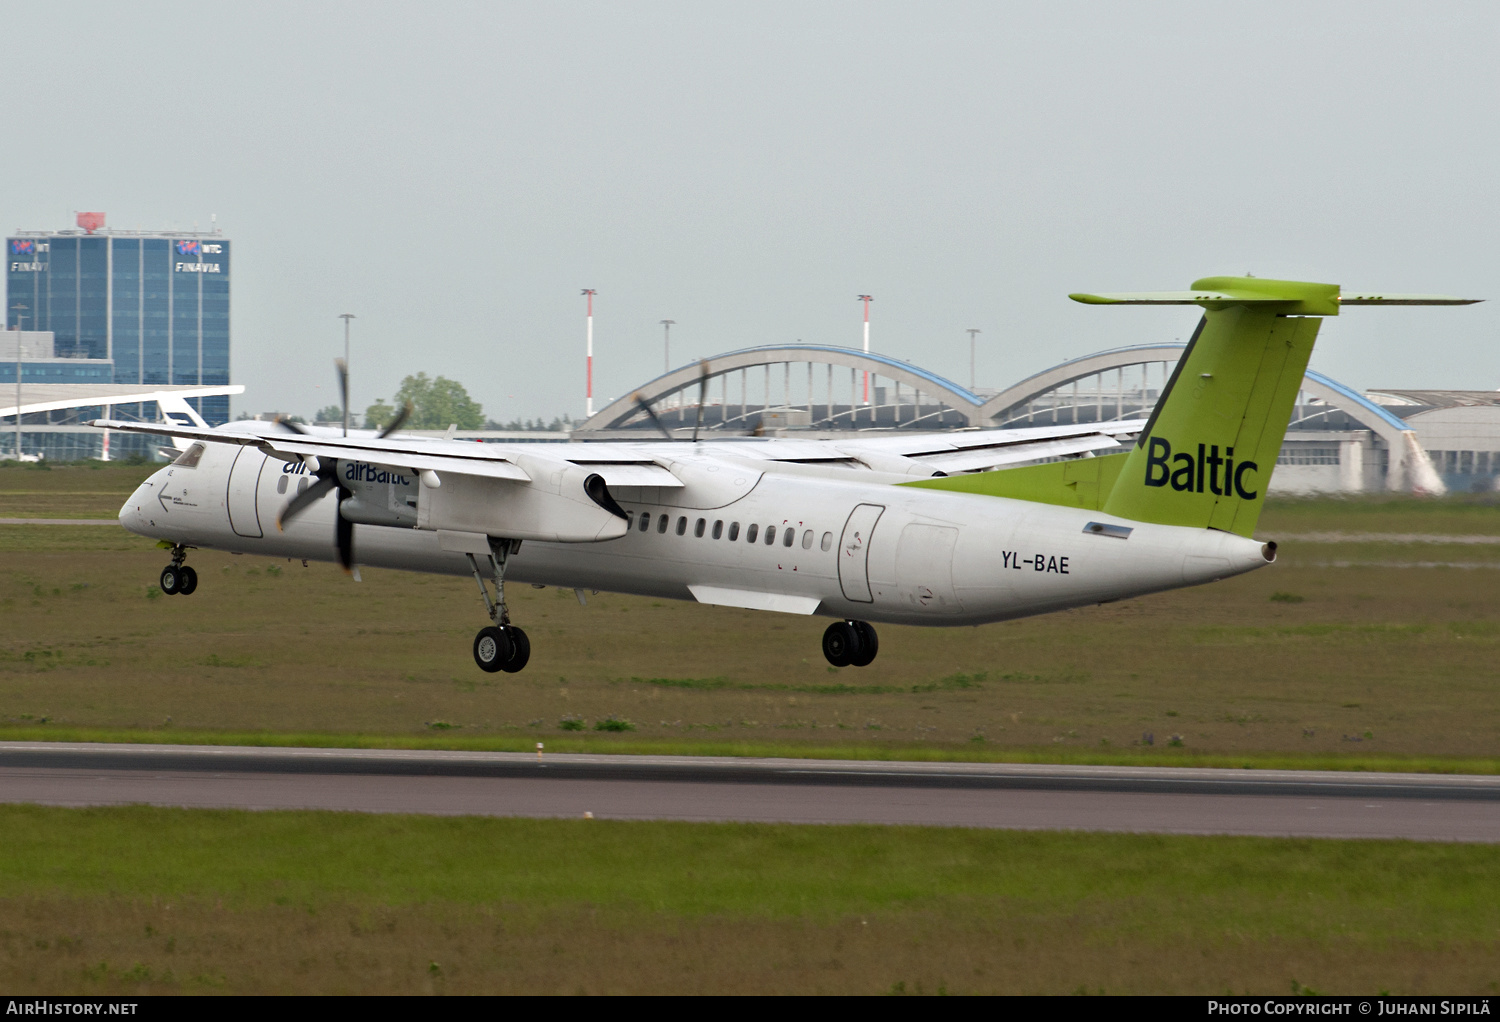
[118,482,152,532]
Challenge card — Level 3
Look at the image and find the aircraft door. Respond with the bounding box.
[894,523,960,612]
[227,447,267,538]
[837,503,884,603]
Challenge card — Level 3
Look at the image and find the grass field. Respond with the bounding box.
[1,804,1497,994]
[3,462,1500,767]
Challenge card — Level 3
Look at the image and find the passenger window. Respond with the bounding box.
[802,529,813,549]
[821,532,833,551]
[746,524,758,543]
[783,528,795,547]
[764,526,776,546]
[694,518,706,538]
[625,511,634,528]
[712,520,723,540]
[639,512,651,532]
[171,442,205,468]
[729,522,740,541]
[297,478,310,494]
[657,514,669,534]
[277,475,288,494]
[676,516,687,536]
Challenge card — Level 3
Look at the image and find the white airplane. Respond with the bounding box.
[94,276,1476,673]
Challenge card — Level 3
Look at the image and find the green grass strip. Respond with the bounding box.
[3,804,1498,940]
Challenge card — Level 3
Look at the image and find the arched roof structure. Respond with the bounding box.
[584,342,1434,488]
[582,344,985,431]
[980,343,1433,491]
[981,343,1410,442]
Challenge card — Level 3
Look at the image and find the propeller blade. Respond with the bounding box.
[631,392,673,441]
[378,401,412,439]
[691,360,710,442]
[276,474,337,530]
[335,497,355,573]
[273,415,310,436]
[335,358,350,437]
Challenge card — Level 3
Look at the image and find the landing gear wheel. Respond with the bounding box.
[177,566,199,596]
[822,620,861,667]
[849,621,878,666]
[473,626,511,673]
[159,565,182,595]
[501,625,531,673]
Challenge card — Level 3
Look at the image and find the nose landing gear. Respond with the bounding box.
[468,538,531,673]
[822,620,878,667]
[158,545,198,596]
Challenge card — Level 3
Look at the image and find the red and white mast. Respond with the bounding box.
[857,294,873,405]
[582,288,597,417]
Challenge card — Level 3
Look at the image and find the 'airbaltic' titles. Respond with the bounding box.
[1144,437,1260,500]
[344,462,411,486]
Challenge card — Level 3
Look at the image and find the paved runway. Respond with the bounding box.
[3,742,1498,841]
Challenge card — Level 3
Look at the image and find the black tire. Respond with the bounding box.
[849,621,878,666]
[177,565,199,596]
[473,626,510,673]
[501,626,531,673]
[822,620,861,667]
[159,565,182,595]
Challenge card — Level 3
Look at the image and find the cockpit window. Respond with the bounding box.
[172,443,206,468]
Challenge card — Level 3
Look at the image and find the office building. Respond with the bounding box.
[7,214,230,424]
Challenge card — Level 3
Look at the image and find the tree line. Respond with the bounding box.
[307,373,574,432]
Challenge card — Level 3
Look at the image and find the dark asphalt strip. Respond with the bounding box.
[2,742,1497,801]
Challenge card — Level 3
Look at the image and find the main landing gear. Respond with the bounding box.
[158,545,198,596]
[822,620,878,667]
[468,538,531,674]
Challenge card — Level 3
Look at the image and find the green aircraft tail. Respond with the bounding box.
[1101,298,1319,537]
[1083,276,1476,537]
[907,275,1477,537]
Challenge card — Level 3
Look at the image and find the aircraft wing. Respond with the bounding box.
[725,421,1144,477]
[88,419,683,487]
[95,415,1143,484]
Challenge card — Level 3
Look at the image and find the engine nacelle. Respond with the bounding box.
[337,460,419,527]
[415,455,628,543]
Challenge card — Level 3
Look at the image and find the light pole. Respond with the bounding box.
[10,303,26,461]
[660,319,677,420]
[967,328,981,391]
[339,314,355,436]
[660,319,675,374]
[582,289,597,418]
[857,295,872,416]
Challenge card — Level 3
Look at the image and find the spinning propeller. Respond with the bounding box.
[631,360,711,442]
[274,361,410,574]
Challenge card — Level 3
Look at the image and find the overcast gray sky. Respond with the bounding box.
[5,1,1497,421]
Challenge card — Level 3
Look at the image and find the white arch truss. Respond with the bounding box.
[582,345,985,431]
[981,344,1439,492]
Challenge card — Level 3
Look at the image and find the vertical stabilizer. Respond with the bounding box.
[1101,303,1320,537]
[1068,276,1478,537]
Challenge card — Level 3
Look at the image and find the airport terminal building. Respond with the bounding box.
[5,216,232,457]
[6,219,231,421]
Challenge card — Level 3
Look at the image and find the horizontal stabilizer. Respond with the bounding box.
[1337,294,1482,306]
[1071,276,1480,316]
[1070,290,1285,306]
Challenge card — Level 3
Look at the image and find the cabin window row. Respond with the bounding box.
[628,511,834,552]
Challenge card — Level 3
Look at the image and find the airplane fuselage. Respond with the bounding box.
[120,440,1273,627]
